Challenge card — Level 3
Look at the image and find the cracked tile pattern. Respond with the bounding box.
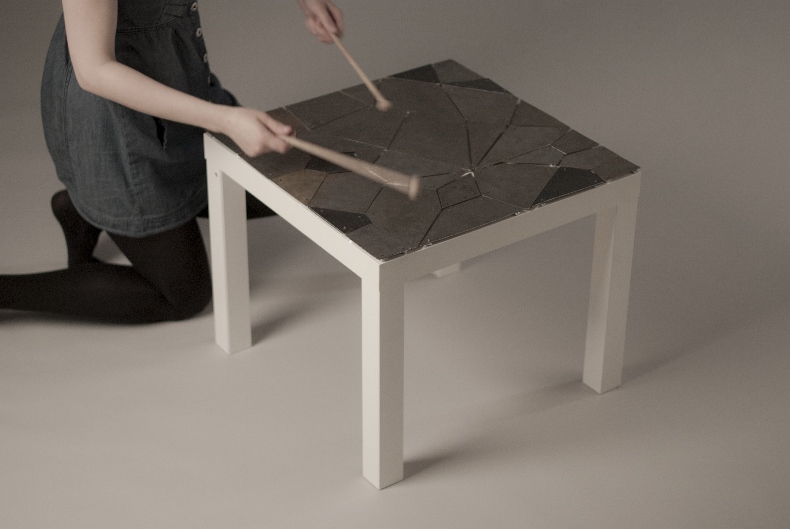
[215,60,639,260]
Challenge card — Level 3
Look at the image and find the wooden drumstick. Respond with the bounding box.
[329,33,392,112]
[279,134,419,200]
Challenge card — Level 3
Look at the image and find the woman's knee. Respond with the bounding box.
[165,267,212,321]
[107,221,212,321]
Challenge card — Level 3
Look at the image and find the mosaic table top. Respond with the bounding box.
[216,60,639,260]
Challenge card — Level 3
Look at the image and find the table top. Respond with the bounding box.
[216,60,639,260]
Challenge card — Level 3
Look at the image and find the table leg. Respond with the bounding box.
[583,197,638,393]
[207,165,252,354]
[361,277,405,489]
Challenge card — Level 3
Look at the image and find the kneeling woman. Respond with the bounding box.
[1,0,343,323]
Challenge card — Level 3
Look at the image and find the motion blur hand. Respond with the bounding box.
[220,107,293,157]
[297,0,344,43]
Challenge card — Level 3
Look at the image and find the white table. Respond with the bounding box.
[204,131,640,489]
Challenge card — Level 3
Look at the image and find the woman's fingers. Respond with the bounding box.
[223,107,292,157]
[298,0,343,42]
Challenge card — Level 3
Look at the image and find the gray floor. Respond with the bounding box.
[2,1,789,527]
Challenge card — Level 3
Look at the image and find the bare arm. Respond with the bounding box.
[62,0,292,156]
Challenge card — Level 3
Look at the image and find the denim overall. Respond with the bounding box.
[41,1,236,236]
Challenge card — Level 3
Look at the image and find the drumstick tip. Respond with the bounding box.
[408,176,420,201]
[375,98,393,112]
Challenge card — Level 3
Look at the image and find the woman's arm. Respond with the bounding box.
[62,0,292,156]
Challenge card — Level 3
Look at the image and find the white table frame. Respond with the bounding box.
[205,133,641,489]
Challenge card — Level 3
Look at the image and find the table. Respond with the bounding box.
[204,60,641,489]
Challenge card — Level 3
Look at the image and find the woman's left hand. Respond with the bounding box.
[297,0,343,43]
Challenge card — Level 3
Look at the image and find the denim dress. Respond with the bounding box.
[41,0,236,237]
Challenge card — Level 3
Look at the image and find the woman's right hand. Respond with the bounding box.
[219,107,293,158]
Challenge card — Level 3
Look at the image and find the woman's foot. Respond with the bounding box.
[51,190,102,267]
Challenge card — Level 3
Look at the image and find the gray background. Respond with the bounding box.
[1,1,789,527]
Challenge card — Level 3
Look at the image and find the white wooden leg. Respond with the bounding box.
[432,262,462,278]
[583,196,638,394]
[207,165,252,354]
[361,276,405,489]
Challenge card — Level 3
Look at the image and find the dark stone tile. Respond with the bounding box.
[510,101,568,129]
[377,77,464,123]
[479,126,567,167]
[389,113,470,168]
[448,78,508,93]
[266,107,311,134]
[311,208,371,233]
[341,83,376,106]
[367,187,442,249]
[475,163,558,209]
[443,84,518,124]
[533,167,604,205]
[347,223,407,260]
[298,132,382,163]
[553,129,598,154]
[308,171,382,214]
[248,147,311,180]
[593,156,640,182]
[306,154,349,173]
[437,173,480,208]
[312,107,407,149]
[561,146,640,181]
[509,145,565,166]
[422,196,521,245]
[559,146,619,170]
[433,60,483,84]
[285,91,367,129]
[467,120,508,167]
[374,150,457,177]
[419,171,468,190]
[392,64,440,83]
[272,169,326,205]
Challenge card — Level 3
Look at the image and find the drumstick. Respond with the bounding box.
[279,134,419,200]
[329,33,392,112]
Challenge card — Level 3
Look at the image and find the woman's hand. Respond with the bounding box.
[219,107,293,157]
[297,0,343,43]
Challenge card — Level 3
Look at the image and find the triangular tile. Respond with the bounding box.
[533,167,604,205]
[311,107,407,149]
[444,84,518,124]
[479,126,567,167]
[272,169,326,205]
[437,173,480,208]
[311,208,371,233]
[367,187,442,249]
[553,129,598,154]
[448,78,508,93]
[468,120,508,167]
[421,196,521,245]
[475,163,557,209]
[392,64,440,83]
[433,60,483,84]
[347,223,407,260]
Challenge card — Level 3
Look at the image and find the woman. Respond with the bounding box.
[0,0,343,323]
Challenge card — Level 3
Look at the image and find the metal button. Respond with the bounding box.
[203,53,208,64]
[196,27,203,38]
[191,2,198,11]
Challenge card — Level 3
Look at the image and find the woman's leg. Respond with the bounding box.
[0,220,211,323]
[51,189,102,266]
[51,187,274,269]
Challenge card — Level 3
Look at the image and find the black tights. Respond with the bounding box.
[0,190,274,323]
